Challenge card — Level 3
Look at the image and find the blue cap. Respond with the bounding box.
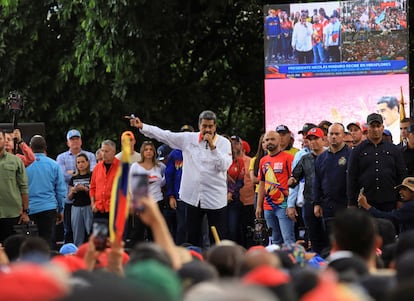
[59,243,78,255]
[66,129,81,140]
[157,144,172,161]
[383,129,392,137]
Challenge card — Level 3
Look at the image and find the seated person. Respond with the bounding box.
[358,177,414,233]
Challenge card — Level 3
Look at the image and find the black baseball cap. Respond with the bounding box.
[366,113,383,125]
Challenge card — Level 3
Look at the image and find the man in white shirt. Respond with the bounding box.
[129,110,232,247]
[291,13,313,64]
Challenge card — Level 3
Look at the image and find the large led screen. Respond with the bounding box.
[264,0,410,145]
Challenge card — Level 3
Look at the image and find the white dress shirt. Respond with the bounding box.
[140,124,232,209]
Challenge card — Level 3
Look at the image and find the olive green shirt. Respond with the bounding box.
[0,150,29,218]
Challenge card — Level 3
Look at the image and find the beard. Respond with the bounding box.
[267,144,277,152]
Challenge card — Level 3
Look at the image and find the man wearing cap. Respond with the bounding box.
[57,129,96,243]
[115,131,141,163]
[275,124,299,156]
[346,122,366,148]
[377,96,400,144]
[286,123,316,242]
[288,127,326,253]
[402,124,414,176]
[27,135,66,249]
[129,111,232,247]
[0,130,29,244]
[348,113,406,211]
[313,123,351,253]
[165,125,194,245]
[287,123,317,205]
[256,131,295,245]
[358,177,414,233]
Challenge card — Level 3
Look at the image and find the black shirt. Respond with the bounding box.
[402,146,414,176]
[69,173,92,206]
[347,139,407,210]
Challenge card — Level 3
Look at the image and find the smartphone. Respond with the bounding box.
[131,173,149,212]
[92,219,109,251]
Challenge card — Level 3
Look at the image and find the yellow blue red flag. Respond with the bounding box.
[109,133,131,243]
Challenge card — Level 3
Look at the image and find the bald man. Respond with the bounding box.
[255,131,295,245]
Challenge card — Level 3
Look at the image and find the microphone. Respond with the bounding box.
[205,140,209,149]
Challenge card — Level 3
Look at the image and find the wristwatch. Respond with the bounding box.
[23,208,30,214]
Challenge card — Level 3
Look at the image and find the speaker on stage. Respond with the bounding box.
[0,122,46,143]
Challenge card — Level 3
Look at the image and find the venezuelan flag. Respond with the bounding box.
[109,134,131,243]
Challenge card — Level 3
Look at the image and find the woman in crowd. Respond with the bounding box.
[128,141,166,243]
[68,153,93,246]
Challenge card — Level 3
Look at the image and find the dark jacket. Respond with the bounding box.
[347,139,407,209]
[368,200,414,233]
[291,152,317,203]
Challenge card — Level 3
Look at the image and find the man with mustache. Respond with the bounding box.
[129,110,232,247]
[348,113,406,212]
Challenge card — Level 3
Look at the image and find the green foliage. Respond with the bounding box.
[0,1,285,157]
[0,0,412,157]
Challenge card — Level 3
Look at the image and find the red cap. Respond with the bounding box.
[346,122,367,132]
[241,140,251,154]
[305,127,324,139]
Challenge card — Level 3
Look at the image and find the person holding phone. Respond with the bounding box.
[68,153,93,246]
[126,141,166,244]
[358,177,414,233]
[129,110,232,247]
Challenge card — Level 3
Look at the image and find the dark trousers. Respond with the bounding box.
[30,209,57,249]
[93,211,110,221]
[124,201,165,248]
[302,201,327,254]
[0,216,20,244]
[63,203,73,243]
[241,204,256,248]
[296,50,313,64]
[227,199,243,245]
[187,203,227,248]
[175,200,188,245]
[327,46,340,62]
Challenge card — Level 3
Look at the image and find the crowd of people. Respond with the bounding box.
[341,0,407,32]
[342,30,408,62]
[2,109,414,300]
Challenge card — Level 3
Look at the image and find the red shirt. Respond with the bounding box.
[312,22,324,45]
[258,151,293,210]
[90,158,120,212]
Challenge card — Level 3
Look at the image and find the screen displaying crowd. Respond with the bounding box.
[264,0,408,78]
